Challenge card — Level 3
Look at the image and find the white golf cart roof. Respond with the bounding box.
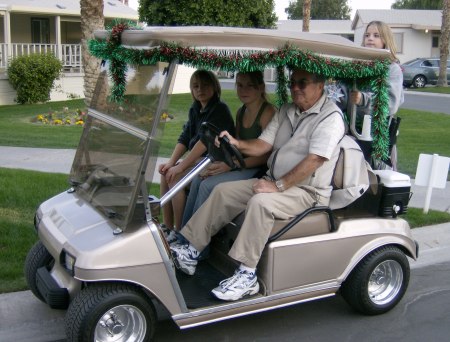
[94,26,390,61]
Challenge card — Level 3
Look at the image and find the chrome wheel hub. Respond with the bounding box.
[95,305,146,342]
[368,260,403,305]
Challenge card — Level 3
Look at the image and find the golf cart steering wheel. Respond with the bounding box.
[199,122,246,169]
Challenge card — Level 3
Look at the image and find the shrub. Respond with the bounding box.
[8,53,63,104]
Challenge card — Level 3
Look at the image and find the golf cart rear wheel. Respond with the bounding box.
[65,283,156,342]
[341,245,410,315]
[24,240,54,302]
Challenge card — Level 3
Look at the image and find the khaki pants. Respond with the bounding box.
[180,178,326,268]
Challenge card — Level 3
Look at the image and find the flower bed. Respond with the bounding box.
[32,107,86,126]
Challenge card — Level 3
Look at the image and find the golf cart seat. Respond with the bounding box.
[219,137,378,245]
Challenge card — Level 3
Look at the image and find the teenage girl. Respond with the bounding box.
[159,70,235,240]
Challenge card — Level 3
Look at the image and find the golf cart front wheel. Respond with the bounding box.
[341,245,410,315]
[65,282,156,342]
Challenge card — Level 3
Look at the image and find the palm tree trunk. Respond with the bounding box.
[80,0,105,105]
[302,0,312,32]
[438,0,450,87]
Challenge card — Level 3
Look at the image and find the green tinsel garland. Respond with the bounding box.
[88,25,391,160]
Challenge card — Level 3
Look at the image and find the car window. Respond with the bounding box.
[429,60,439,67]
[447,61,450,68]
[421,60,432,67]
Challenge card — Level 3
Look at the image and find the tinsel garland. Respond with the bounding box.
[88,25,391,160]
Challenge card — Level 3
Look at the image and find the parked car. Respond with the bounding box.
[24,27,417,342]
[402,57,450,88]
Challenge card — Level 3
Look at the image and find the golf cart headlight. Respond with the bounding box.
[61,250,76,275]
[34,210,42,232]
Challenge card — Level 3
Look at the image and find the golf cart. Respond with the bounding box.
[25,26,418,341]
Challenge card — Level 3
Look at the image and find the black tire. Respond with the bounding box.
[341,245,410,315]
[24,240,54,302]
[413,75,426,88]
[65,282,156,342]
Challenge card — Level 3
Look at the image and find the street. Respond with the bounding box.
[220,79,450,115]
[1,260,450,342]
[402,91,450,114]
[152,262,450,342]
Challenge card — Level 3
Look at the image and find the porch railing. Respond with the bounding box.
[0,43,83,72]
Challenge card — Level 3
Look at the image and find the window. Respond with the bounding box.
[31,18,50,44]
[432,36,439,48]
[393,33,403,53]
[422,59,439,67]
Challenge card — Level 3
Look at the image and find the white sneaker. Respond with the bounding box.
[170,243,199,275]
[211,269,259,301]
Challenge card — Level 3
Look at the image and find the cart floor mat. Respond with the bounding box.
[176,261,227,309]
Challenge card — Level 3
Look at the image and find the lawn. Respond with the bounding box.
[407,86,450,94]
[0,99,86,148]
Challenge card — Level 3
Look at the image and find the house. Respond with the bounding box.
[277,19,354,41]
[0,0,138,105]
[352,9,444,64]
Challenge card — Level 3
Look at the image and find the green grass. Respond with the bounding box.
[406,207,450,228]
[0,169,69,293]
[0,99,86,148]
[407,86,450,94]
[396,109,450,177]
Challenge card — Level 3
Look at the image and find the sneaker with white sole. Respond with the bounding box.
[170,243,199,275]
[211,269,260,301]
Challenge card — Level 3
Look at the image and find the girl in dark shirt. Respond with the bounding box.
[182,71,275,226]
[159,70,235,238]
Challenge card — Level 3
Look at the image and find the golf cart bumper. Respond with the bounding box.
[36,266,70,309]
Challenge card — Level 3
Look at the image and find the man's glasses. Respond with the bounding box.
[289,79,314,89]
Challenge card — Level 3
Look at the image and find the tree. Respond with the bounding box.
[80,0,105,106]
[391,0,442,9]
[438,0,450,86]
[138,0,277,28]
[286,0,351,20]
[303,0,311,32]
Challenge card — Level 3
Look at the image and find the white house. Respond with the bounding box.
[0,0,138,105]
[277,19,354,41]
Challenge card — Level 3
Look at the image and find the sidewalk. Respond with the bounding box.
[0,146,169,184]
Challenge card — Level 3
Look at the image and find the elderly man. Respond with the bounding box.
[171,68,346,301]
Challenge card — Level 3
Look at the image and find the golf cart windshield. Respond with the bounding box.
[69,62,175,231]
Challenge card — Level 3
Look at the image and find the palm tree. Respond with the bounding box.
[302,0,312,32]
[438,0,450,87]
[80,0,105,105]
